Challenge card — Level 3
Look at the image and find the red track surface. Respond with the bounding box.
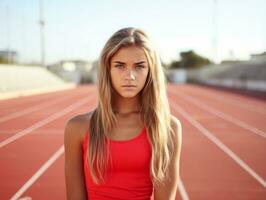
[0,84,265,200]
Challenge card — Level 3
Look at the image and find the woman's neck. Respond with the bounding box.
[113,95,141,114]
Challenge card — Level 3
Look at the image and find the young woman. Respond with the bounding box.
[64,27,182,200]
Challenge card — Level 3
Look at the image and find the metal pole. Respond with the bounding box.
[39,0,45,67]
[212,0,218,63]
[22,15,27,64]
[6,5,11,64]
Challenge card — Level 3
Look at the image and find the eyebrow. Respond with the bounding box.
[113,61,146,65]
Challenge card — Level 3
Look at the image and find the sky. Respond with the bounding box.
[0,0,265,65]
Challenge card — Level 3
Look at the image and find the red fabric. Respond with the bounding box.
[83,127,153,200]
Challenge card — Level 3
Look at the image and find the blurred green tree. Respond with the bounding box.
[0,56,9,64]
[170,50,211,69]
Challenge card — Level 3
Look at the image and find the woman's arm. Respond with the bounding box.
[64,116,88,200]
[154,116,182,200]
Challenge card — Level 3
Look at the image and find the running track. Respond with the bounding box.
[0,84,265,200]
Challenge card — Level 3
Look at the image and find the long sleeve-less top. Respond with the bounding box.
[83,127,153,200]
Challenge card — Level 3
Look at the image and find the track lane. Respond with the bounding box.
[168,90,266,180]
[0,85,94,119]
[0,88,96,143]
[169,98,266,199]
[182,84,266,112]
[171,85,266,133]
[1,84,266,199]
[0,86,86,111]
[0,88,94,123]
[0,93,97,199]
[18,153,66,200]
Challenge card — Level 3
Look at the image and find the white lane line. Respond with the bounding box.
[170,100,266,188]
[0,129,62,134]
[184,88,266,115]
[178,178,190,200]
[0,96,93,148]
[0,93,56,110]
[9,146,64,200]
[0,89,93,123]
[169,91,266,139]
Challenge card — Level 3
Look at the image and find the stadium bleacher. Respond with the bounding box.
[0,64,76,100]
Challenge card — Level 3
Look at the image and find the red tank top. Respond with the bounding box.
[83,127,153,200]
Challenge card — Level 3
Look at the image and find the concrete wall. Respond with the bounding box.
[0,64,76,100]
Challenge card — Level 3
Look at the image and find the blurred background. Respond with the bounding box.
[1,1,266,200]
[0,0,265,96]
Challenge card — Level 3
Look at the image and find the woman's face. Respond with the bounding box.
[110,45,149,99]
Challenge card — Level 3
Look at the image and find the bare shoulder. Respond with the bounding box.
[64,111,94,143]
[64,111,94,199]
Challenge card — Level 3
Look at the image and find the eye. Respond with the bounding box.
[135,65,145,69]
[114,65,125,69]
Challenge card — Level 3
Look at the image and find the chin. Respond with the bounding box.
[120,94,138,98]
[119,92,139,98]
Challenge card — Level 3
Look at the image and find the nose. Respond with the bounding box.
[125,69,136,80]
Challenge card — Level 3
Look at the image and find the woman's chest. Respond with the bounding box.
[108,137,151,172]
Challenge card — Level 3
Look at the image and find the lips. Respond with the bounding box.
[122,85,137,87]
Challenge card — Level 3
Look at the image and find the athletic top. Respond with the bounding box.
[83,127,153,200]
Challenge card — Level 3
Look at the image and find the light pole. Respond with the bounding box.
[6,5,11,64]
[39,0,46,67]
[212,0,218,63]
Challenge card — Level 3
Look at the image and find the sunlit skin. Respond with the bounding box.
[110,45,149,114]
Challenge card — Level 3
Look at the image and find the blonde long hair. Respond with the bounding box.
[88,27,174,186]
